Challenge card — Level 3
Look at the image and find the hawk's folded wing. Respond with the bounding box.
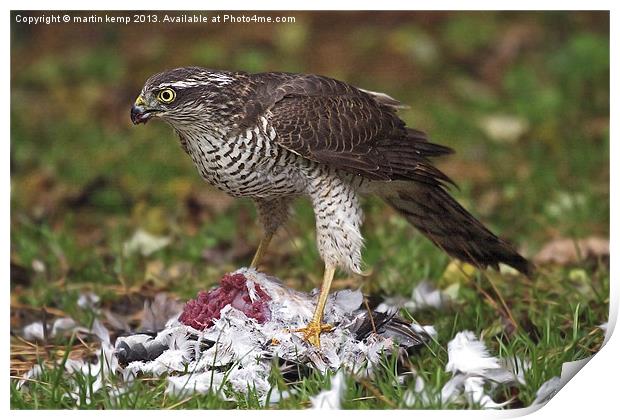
[248,73,453,186]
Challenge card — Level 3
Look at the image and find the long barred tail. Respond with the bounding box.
[382,183,533,276]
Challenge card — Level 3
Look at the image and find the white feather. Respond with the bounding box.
[446,330,501,375]
[310,371,345,409]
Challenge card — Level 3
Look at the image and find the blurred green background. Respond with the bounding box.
[9,10,610,409]
[11,10,609,302]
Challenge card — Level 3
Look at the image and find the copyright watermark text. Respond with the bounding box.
[13,12,296,26]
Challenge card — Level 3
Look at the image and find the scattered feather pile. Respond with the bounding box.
[113,268,429,400]
[16,268,589,409]
[404,330,529,409]
[17,318,118,404]
[440,330,527,408]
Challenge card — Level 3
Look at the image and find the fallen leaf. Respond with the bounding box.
[479,114,529,144]
[534,236,609,265]
[438,260,478,288]
[123,229,172,257]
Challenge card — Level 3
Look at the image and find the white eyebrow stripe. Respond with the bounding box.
[155,81,207,89]
[155,74,234,90]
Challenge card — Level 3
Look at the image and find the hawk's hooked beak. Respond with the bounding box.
[130,95,152,125]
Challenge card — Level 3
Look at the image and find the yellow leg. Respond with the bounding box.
[250,233,273,268]
[293,265,336,347]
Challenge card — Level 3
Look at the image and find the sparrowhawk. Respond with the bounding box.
[131,67,532,346]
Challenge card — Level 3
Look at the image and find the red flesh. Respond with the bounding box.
[179,273,271,330]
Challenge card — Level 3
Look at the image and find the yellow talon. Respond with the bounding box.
[289,265,336,347]
[292,321,334,347]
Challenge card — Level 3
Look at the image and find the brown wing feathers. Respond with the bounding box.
[251,72,531,275]
[265,84,453,186]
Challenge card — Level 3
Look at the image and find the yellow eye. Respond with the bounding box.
[157,88,176,104]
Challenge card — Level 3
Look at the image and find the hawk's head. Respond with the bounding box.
[131,67,241,130]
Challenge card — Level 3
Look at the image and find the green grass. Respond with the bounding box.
[10,264,607,409]
[10,11,609,409]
